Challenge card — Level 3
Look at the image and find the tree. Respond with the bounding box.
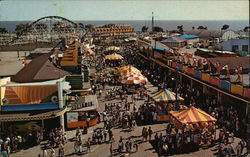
[0,27,7,33]
[85,24,94,32]
[197,26,207,30]
[221,24,229,30]
[141,26,148,32]
[243,26,250,32]
[177,25,183,32]
[15,23,29,33]
[153,26,164,32]
[78,23,85,29]
[192,26,195,30]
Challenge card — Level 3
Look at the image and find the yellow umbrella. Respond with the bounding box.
[105,46,120,51]
[116,65,141,75]
[105,53,124,60]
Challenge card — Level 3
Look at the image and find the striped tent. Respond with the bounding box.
[105,46,120,51]
[169,106,217,124]
[116,65,141,75]
[105,53,124,60]
[149,89,184,102]
[118,72,148,84]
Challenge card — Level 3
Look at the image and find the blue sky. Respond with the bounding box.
[0,0,249,21]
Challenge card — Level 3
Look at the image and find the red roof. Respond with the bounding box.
[208,56,249,70]
[11,52,70,83]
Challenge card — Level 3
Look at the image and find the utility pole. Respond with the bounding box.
[152,12,154,32]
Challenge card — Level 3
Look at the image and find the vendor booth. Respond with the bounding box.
[149,89,184,121]
[66,95,99,129]
[169,106,217,131]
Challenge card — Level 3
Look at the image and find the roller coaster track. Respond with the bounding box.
[6,16,83,45]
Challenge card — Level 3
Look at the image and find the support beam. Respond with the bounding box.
[57,81,65,132]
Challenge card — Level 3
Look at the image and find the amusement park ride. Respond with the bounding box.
[0,16,86,46]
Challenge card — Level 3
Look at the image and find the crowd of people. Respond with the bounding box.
[2,40,249,157]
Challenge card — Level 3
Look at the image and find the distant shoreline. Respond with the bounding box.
[0,20,249,32]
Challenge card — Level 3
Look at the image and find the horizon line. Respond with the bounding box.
[1,19,249,22]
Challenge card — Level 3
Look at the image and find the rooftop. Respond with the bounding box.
[161,36,186,43]
[179,34,199,39]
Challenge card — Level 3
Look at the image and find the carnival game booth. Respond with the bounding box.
[66,95,99,129]
[149,89,184,121]
[169,106,217,131]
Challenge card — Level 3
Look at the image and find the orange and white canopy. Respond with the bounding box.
[105,53,124,60]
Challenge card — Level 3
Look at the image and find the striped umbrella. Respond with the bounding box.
[105,53,124,60]
[149,89,184,102]
[116,65,141,75]
[105,46,120,51]
[169,106,217,124]
[118,72,148,84]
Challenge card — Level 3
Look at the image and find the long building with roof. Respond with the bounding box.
[137,39,250,116]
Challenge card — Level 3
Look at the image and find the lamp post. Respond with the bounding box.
[171,71,179,110]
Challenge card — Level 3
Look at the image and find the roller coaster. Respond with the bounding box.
[0,16,86,45]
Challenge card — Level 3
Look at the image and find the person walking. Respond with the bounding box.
[86,138,91,153]
[58,142,64,157]
[110,143,113,156]
[50,148,55,157]
[148,127,153,141]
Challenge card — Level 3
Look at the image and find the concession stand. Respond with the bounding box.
[66,95,99,129]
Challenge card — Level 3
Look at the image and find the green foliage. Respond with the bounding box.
[177,25,183,32]
[0,27,7,33]
[197,26,207,30]
[141,26,148,32]
[153,26,164,32]
[221,24,229,30]
[85,24,94,32]
[15,23,29,33]
[243,26,250,32]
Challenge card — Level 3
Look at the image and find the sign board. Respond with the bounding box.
[67,112,78,123]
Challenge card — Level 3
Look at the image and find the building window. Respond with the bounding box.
[242,45,248,52]
[232,45,239,52]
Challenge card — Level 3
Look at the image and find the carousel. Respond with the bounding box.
[169,106,217,131]
[148,89,184,121]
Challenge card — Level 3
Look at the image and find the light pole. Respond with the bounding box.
[171,71,179,110]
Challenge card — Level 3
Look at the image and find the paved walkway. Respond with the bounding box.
[11,64,248,157]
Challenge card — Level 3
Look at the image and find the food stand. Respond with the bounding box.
[66,95,99,129]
